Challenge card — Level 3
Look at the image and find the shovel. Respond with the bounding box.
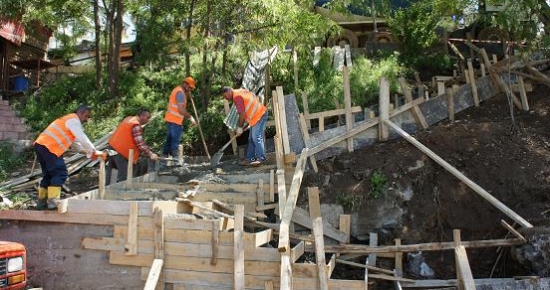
[210,127,249,166]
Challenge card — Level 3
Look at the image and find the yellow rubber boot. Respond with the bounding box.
[47,186,62,210]
[36,187,48,210]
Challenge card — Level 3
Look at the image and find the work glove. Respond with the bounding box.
[149,153,159,161]
[91,150,107,161]
[235,127,243,136]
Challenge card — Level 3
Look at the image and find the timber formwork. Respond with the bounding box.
[1,48,547,290]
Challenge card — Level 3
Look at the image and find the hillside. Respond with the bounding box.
[304,84,550,280]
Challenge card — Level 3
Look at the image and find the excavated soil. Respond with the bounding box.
[303,84,550,282]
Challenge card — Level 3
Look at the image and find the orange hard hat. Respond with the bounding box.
[184,77,196,89]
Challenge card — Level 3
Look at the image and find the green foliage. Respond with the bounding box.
[336,192,362,213]
[0,142,31,183]
[400,53,453,79]
[369,171,387,199]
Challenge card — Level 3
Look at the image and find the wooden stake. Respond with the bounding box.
[500,219,527,243]
[307,187,321,220]
[276,86,291,155]
[124,201,138,255]
[467,59,480,107]
[394,238,403,277]
[339,214,351,244]
[454,230,464,290]
[378,77,390,141]
[397,77,428,129]
[126,149,134,188]
[368,232,378,266]
[299,113,318,172]
[446,87,455,121]
[518,76,529,111]
[233,205,245,290]
[343,65,354,152]
[99,159,106,200]
[301,92,311,129]
[313,217,329,290]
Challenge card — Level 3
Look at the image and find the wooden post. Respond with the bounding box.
[276,86,291,155]
[394,238,403,277]
[143,259,164,290]
[313,217,329,290]
[480,63,486,77]
[467,59,480,107]
[378,77,390,141]
[153,207,164,290]
[343,65,354,152]
[453,230,463,290]
[398,77,428,129]
[126,149,134,188]
[211,219,220,265]
[272,90,285,169]
[446,87,455,121]
[234,204,245,290]
[461,61,469,83]
[339,214,351,244]
[277,170,287,217]
[124,201,138,255]
[308,187,321,220]
[299,113,318,172]
[368,232,378,266]
[454,230,476,290]
[293,49,299,92]
[301,92,311,129]
[437,81,445,96]
[466,32,475,60]
[257,179,265,216]
[518,76,529,111]
[99,159,106,200]
[269,169,275,203]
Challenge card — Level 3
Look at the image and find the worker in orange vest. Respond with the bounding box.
[34,105,104,210]
[221,87,268,166]
[162,76,197,158]
[106,108,160,184]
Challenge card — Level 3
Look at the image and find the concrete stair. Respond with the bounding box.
[0,100,32,141]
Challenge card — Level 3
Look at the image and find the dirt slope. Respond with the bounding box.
[305,84,550,279]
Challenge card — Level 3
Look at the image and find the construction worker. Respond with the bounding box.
[162,76,197,158]
[106,108,159,184]
[33,105,104,210]
[221,87,268,166]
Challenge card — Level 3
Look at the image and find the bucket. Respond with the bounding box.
[13,76,28,91]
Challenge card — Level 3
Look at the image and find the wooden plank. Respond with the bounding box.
[126,149,134,188]
[336,259,394,275]
[313,217,329,290]
[144,259,164,290]
[323,237,524,254]
[397,77,428,129]
[467,59,480,107]
[277,169,286,217]
[339,214,351,244]
[164,215,226,231]
[272,90,285,169]
[125,201,138,255]
[394,239,403,277]
[276,86,291,155]
[265,280,274,290]
[211,219,220,265]
[104,189,178,201]
[455,246,476,290]
[379,77,390,141]
[234,205,245,290]
[301,92,311,129]
[446,87,455,121]
[401,278,519,288]
[99,159,106,199]
[368,232,378,266]
[343,65,354,152]
[306,106,363,120]
[0,209,153,227]
[278,149,309,252]
[307,187,321,219]
[517,76,529,111]
[130,182,270,194]
[269,170,275,203]
[257,179,265,210]
[276,206,349,243]
[500,219,527,243]
[385,120,533,229]
[299,113,318,172]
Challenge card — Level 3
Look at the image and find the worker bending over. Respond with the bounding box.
[34,105,104,210]
[106,108,159,184]
[162,76,197,158]
[221,87,268,166]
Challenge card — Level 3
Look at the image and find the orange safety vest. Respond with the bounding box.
[108,116,141,164]
[35,113,78,157]
[164,86,186,125]
[235,89,267,126]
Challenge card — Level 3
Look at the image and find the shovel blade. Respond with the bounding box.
[210,152,224,166]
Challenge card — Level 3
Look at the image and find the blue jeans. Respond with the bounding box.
[246,111,268,162]
[35,143,68,187]
[162,122,183,156]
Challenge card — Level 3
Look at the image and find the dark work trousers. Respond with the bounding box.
[34,143,68,188]
[105,149,149,185]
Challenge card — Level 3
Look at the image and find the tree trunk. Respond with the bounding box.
[107,0,123,99]
[93,0,102,90]
[200,0,212,107]
[185,0,195,76]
